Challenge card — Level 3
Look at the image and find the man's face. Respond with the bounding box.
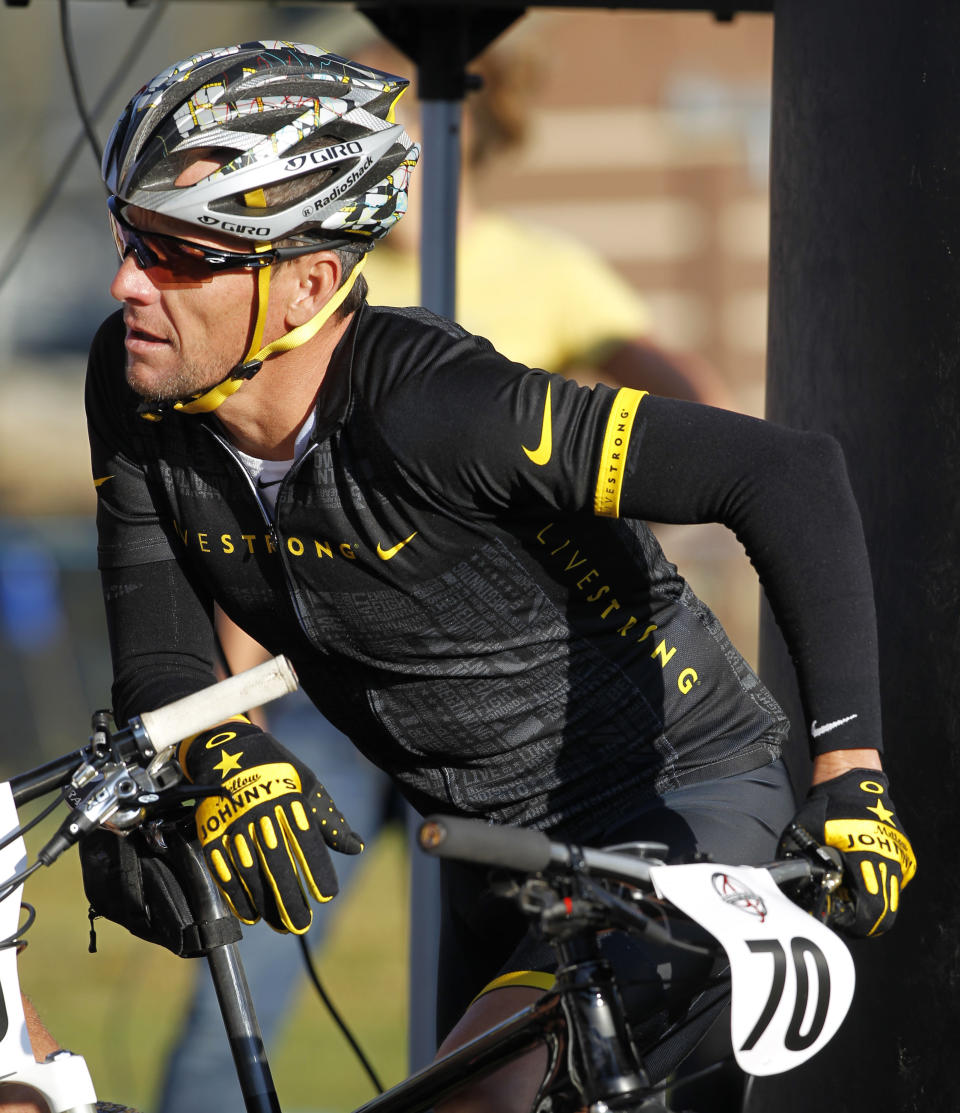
[109,206,263,403]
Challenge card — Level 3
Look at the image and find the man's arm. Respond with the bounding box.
[812,747,883,785]
[612,395,881,757]
[605,394,912,931]
[21,997,57,1062]
[100,559,218,724]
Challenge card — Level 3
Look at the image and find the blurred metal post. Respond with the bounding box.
[757,0,960,1107]
[418,98,462,320]
[403,90,462,1074]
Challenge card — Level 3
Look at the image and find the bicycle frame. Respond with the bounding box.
[352,994,567,1113]
[348,930,656,1113]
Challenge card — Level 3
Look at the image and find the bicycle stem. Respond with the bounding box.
[553,932,652,1110]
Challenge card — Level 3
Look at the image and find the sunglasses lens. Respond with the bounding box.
[109,206,227,285]
[152,239,218,284]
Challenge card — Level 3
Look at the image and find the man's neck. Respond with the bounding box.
[216,311,353,459]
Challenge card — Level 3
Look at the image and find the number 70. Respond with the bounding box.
[741,937,831,1052]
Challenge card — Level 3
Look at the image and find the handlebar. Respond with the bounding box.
[136,655,298,766]
[419,815,671,887]
[11,656,298,805]
[11,657,299,865]
[418,814,838,894]
[0,659,301,1112]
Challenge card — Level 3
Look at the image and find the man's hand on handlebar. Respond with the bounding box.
[781,751,916,938]
[180,720,363,933]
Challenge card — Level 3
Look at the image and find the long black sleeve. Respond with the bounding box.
[100,558,218,725]
[620,396,880,756]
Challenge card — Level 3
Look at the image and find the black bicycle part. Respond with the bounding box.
[352,991,567,1113]
[419,814,669,888]
[553,930,651,1107]
[10,749,93,807]
[0,861,43,907]
[0,790,69,856]
[0,901,36,951]
[420,814,554,872]
[161,828,282,1113]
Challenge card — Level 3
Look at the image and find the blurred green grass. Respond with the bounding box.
[18,816,410,1113]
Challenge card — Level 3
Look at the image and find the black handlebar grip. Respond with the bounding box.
[418,815,554,873]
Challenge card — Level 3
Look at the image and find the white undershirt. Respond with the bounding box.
[233,410,317,520]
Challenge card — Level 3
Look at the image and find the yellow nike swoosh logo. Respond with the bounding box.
[93,475,114,488]
[522,383,553,466]
[377,531,418,560]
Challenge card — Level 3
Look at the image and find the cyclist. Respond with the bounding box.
[80,41,913,1113]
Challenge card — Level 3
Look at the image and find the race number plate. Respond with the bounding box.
[650,862,855,1076]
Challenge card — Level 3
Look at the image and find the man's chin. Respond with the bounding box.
[125,359,208,403]
[126,366,174,402]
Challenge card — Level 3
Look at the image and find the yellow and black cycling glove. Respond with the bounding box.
[180,719,363,933]
[784,768,916,937]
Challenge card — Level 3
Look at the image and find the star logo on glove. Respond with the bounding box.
[867,798,895,824]
[213,749,243,778]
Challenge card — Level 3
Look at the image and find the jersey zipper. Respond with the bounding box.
[203,424,319,646]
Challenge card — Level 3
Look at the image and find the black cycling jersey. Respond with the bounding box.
[86,303,881,842]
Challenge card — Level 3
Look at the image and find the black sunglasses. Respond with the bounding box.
[107,196,320,286]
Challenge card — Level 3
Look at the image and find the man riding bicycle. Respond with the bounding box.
[67,40,914,1113]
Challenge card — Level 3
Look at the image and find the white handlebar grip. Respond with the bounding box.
[138,655,299,760]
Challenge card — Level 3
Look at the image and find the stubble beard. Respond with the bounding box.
[125,349,235,403]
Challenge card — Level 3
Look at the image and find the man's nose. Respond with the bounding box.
[110,250,157,303]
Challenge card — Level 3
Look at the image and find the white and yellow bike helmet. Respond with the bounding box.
[102,40,420,416]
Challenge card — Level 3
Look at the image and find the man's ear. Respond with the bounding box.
[284,252,342,328]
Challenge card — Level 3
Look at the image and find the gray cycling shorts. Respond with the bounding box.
[435,758,796,1041]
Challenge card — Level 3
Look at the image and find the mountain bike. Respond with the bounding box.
[0,657,855,1113]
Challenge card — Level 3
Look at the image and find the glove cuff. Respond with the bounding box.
[806,767,889,801]
[178,716,256,779]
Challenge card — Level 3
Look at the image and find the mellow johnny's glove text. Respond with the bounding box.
[783,768,916,937]
[180,719,363,933]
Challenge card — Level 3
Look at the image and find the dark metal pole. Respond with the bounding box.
[408,35,465,1075]
[418,97,462,319]
[758,1,960,1108]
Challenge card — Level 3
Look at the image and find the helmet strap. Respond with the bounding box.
[140,254,366,420]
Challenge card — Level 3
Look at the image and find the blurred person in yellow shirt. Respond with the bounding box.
[363,37,731,406]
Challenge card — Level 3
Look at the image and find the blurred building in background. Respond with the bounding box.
[0,2,772,753]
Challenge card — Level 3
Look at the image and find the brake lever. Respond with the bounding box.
[778,822,854,928]
[107,781,232,832]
